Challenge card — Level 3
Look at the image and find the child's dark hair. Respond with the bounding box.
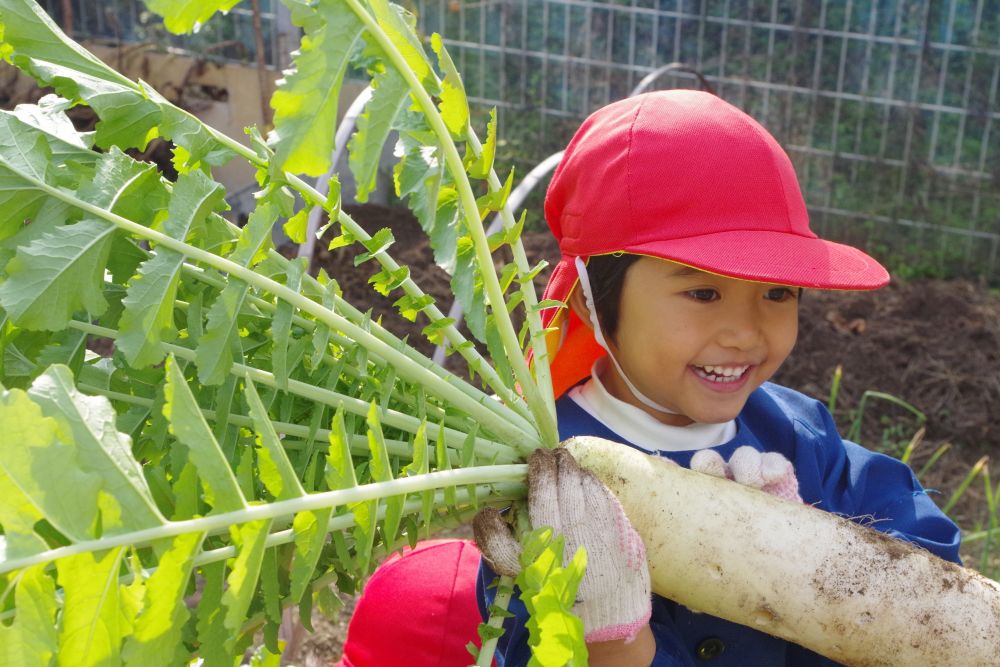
[585,252,642,341]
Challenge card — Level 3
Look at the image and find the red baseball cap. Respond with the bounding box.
[538,90,889,397]
[334,539,490,667]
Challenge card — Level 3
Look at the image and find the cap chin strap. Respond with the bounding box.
[574,257,679,415]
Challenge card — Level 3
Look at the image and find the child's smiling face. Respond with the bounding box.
[577,256,800,427]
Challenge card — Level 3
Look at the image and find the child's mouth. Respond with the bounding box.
[692,364,751,384]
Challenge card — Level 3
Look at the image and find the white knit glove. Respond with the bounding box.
[474,447,652,643]
[690,446,802,503]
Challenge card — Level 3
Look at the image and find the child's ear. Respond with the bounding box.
[567,285,595,331]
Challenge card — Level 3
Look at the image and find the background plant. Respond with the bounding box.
[0,0,584,664]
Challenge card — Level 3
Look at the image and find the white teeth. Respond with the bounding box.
[696,365,750,382]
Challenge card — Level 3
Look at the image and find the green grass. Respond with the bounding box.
[828,365,999,579]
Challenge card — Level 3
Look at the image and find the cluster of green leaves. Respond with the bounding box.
[0,0,582,665]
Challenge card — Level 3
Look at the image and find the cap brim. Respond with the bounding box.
[627,230,889,290]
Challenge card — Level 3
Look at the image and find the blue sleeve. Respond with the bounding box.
[788,395,962,564]
[476,558,694,666]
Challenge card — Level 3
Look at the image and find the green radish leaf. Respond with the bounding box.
[56,548,126,667]
[0,0,137,86]
[349,497,378,578]
[349,59,410,202]
[0,465,49,558]
[144,0,243,35]
[0,120,54,241]
[118,170,226,367]
[283,206,310,244]
[163,355,246,513]
[310,278,338,369]
[195,560,230,667]
[289,505,334,602]
[466,108,498,180]
[121,532,204,667]
[453,234,487,341]
[269,1,366,176]
[34,327,87,375]
[271,256,306,391]
[325,407,358,490]
[0,382,105,544]
[0,565,58,667]
[8,95,93,152]
[0,147,163,330]
[196,201,277,385]
[27,365,165,532]
[369,0,438,94]
[0,218,114,330]
[431,33,469,138]
[402,423,434,537]
[245,379,305,500]
[366,402,403,549]
[222,519,273,644]
[22,60,161,150]
[260,546,282,654]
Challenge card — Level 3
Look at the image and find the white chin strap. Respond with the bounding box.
[574,257,679,415]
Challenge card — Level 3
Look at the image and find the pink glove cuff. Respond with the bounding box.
[583,609,652,644]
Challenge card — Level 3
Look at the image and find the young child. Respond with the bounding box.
[474,90,961,666]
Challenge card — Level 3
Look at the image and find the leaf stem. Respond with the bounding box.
[0,465,528,575]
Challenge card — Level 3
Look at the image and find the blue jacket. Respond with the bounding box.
[477,382,962,666]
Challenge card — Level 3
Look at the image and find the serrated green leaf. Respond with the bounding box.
[369,0,437,93]
[222,519,273,643]
[245,379,304,500]
[119,171,226,367]
[453,234,487,341]
[431,33,469,138]
[325,407,357,491]
[366,402,403,549]
[0,218,114,329]
[271,256,306,391]
[0,0,135,87]
[0,565,58,667]
[23,60,160,150]
[0,382,105,545]
[163,355,246,513]
[56,548,126,667]
[121,532,204,667]
[269,2,366,176]
[195,560,230,667]
[196,201,277,384]
[260,546,282,654]
[466,108,497,180]
[289,506,333,602]
[310,278,338,369]
[27,365,165,532]
[282,206,310,244]
[34,327,87,374]
[144,0,243,34]
[349,63,409,202]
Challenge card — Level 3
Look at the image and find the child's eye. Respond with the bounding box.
[765,287,799,302]
[687,288,720,302]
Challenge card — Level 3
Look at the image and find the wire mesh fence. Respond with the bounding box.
[37,0,291,68]
[32,0,1000,281]
[415,0,1000,283]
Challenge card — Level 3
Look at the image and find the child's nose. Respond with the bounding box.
[716,307,766,350]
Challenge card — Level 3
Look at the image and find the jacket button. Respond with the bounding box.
[695,637,726,661]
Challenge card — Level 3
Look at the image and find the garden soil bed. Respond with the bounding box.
[284,202,1000,665]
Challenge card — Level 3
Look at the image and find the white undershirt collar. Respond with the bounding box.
[568,357,737,453]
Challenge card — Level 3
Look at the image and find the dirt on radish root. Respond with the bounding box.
[284,202,1000,664]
